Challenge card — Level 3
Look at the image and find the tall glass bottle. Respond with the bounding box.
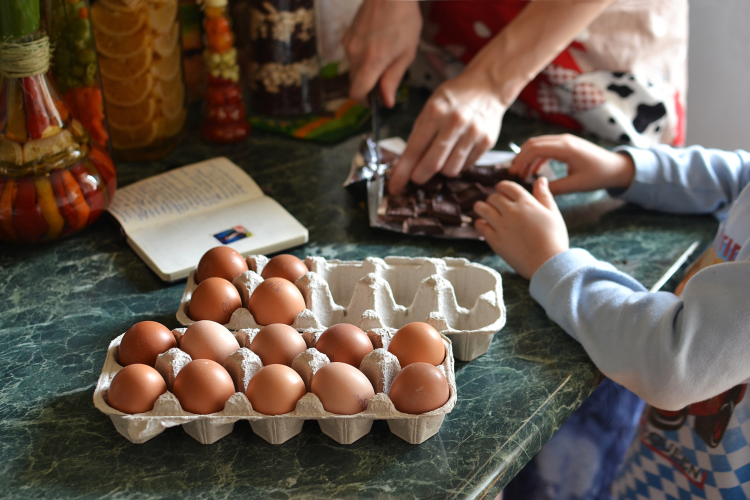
[90,0,187,160]
[249,0,322,118]
[0,0,117,243]
[45,0,110,150]
[200,0,250,143]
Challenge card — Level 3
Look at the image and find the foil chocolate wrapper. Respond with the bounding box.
[347,137,553,239]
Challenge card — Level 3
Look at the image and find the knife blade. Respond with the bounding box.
[649,240,701,292]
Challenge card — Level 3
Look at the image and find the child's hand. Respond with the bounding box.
[474,177,569,280]
[508,134,635,195]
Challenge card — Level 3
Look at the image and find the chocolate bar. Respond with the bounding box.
[403,217,445,235]
[450,184,487,211]
[428,199,462,226]
[385,205,417,223]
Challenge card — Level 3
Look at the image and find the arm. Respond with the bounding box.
[616,145,750,216]
[387,0,616,193]
[510,134,750,217]
[530,247,750,411]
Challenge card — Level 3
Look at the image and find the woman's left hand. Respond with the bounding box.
[387,68,506,195]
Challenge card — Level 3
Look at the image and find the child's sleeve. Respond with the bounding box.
[529,247,750,411]
[615,146,750,217]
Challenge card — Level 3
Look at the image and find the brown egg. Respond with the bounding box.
[246,364,307,415]
[107,364,167,414]
[261,254,309,283]
[388,362,450,414]
[118,321,177,367]
[315,324,374,367]
[173,359,236,414]
[388,322,445,367]
[196,246,248,283]
[247,277,306,326]
[188,277,242,324]
[310,362,375,415]
[180,320,240,364]
[249,324,307,366]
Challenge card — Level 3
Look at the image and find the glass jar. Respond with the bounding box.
[249,0,322,118]
[90,0,187,161]
[201,0,250,143]
[0,1,117,243]
[45,0,110,149]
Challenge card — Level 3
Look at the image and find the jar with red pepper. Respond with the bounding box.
[0,0,117,244]
[200,0,250,143]
[44,0,110,149]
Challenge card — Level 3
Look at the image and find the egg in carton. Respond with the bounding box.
[93,321,457,445]
[177,255,505,361]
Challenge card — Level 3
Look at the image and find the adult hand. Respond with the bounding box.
[508,134,636,194]
[387,69,505,195]
[343,0,422,108]
[474,178,569,280]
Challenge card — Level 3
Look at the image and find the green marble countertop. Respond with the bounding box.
[0,92,718,499]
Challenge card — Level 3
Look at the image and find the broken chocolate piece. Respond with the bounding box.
[388,194,416,208]
[451,184,487,211]
[428,199,462,226]
[464,165,500,185]
[403,217,444,235]
[444,178,475,193]
[419,175,444,197]
[385,205,417,223]
[494,168,534,192]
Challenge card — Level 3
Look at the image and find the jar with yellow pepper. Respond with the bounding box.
[0,0,117,243]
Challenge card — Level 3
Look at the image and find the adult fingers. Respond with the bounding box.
[462,134,495,173]
[379,49,415,108]
[442,128,479,178]
[349,57,387,104]
[388,113,439,194]
[410,127,461,185]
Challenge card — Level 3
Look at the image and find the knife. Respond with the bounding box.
[368,86,382,164]
[649,240,701,292]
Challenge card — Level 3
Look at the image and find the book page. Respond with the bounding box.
[108,157,263,231]
[126,197,308,281]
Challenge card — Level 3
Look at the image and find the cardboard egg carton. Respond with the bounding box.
[93,325,457,445]
[177,255,506,361]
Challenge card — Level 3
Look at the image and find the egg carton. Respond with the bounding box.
[93,323,456,445]
[177,255,506,361]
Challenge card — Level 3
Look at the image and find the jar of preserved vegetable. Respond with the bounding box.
[200,0,250,143]
[0,0,117,243]
[90,0,187,160]
[44,0,110,149]
[249,0,322,118]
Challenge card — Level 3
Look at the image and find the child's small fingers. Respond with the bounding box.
[473,200,504,230]
[547,174,588,195]
[533,177,558,211]
[494,180,527,201]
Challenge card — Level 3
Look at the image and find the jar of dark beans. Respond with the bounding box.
[249,0,322,118]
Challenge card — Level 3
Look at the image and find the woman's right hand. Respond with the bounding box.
[508,134,636,194]
[343,0,422,108]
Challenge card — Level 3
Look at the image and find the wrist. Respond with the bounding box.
[612,152,636,190]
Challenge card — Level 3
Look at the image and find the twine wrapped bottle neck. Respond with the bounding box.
[0,35,51,78]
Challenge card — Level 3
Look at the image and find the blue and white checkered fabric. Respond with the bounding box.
[613,403,750,500]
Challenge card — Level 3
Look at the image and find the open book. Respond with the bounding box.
[107,157,308,282]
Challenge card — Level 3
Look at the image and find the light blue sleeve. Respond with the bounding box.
[530,248,750,411]
[613,146,750,219]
